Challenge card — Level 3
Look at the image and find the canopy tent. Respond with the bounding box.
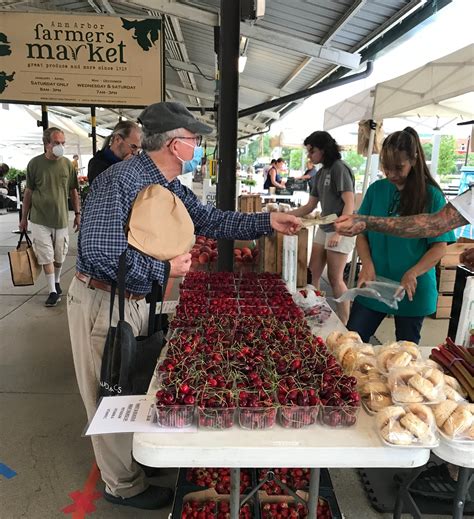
[324,44,474,131]
[0,104,100,169]
[323,44,474,287]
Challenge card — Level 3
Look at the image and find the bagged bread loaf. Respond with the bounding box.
[388,364,446,405]
[376,403,437,446]
[433,401,474,441]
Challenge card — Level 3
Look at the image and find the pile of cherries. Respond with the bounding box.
[156,272,360,429]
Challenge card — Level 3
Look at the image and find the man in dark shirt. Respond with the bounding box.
[87,121,143,185]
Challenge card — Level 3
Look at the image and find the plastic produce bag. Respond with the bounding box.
[333,277,405,310]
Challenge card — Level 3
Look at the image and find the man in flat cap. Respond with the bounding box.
[67,101,301,510]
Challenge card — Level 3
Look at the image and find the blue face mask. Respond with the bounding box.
[183,146,203,174]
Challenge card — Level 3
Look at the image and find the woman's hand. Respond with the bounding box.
[400,268,418,301]
[327,233,342,248]
[357,263,376,287]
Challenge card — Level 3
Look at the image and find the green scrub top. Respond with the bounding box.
[356,179,455,317]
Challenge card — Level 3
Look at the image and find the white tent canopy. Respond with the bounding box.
[324,44,474,131]
[0,104,101,169]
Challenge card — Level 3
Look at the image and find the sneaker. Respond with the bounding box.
[45,292,61,307]
[55,283,62,295]
[103,485,173,510]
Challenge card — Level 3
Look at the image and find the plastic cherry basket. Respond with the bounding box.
[238,406,277,430]
[155,404,195,428]
[318,404,360,428]
[197,407,236,430]
[279,405,319,429]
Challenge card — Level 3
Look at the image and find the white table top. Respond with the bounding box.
[133,407,430,469]
[133,303,430,471]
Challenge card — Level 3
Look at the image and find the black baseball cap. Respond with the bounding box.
[138,101,213,135]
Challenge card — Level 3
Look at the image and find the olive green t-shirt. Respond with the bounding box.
[26,154,78,229]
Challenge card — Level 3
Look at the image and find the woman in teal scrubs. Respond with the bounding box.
[347,127,455,343]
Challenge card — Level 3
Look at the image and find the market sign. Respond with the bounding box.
[0,12,163,107]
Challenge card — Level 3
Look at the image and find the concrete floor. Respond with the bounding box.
[0,209,452,519]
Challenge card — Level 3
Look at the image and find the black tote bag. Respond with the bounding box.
[97,251,170,400]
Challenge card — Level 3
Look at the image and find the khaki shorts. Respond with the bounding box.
[314,227,355,255]
[30,222,69,265]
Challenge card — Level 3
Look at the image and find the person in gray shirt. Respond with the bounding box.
[290,131,356,324]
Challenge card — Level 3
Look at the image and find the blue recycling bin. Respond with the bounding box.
[455,166,474,239]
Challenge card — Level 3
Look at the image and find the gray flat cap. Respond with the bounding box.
[138,101,213,135]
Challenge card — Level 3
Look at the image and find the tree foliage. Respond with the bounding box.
[437,135,457,175]
[421,142,432,161]
[343,149,365,174]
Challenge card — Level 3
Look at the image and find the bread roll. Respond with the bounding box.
[361,380,390,397]
[367,393,393,412]
[408,374,438,402]
[392,386,424,403]
[386,351,413,370]
[376,406,405,429]
[443,385,466,402]
[424,367,444,387]
[442,406,473,437]
[433,400,458,428]
[400,412,429,439]
[381,421,416,445]
[326,331,343,351]
[397,341,420,360]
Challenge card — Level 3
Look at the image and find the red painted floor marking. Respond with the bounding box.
[61,463,101,518]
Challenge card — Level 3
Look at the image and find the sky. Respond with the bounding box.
[271,0,474,146]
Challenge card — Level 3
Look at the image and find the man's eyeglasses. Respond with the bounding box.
[168,135,203,147]
[124,142,141,153]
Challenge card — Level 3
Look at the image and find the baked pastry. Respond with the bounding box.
[381,421,416,445]
[386,351,413,370]
[367,393,393,412]
[400,404,434,441]
[444,375,468,398]
[443,384,467,402]
[397,341,420,360]
[408,374,438,402]
[392,385,424,403]
[376,405,406,429]
[433,400,458,428]
[443,406,473,437]
[326,331,343,351]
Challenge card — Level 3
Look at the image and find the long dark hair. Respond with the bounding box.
[303,131,341,168]
[380,127,442,216]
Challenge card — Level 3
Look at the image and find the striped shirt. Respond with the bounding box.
[77,152,272,294]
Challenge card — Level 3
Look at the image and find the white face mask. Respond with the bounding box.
[52,144,65,158]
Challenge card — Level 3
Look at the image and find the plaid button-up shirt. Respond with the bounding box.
[77,152,272,294]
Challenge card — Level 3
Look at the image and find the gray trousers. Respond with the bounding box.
[67,276,149,498]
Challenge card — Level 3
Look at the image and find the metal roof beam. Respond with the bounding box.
[166,58,287,98]
[129,1,359,68]
[240,24,360,69]
[128,0,218,26]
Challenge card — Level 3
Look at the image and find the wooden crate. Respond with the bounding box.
[435,293,453,319]
[438,268,456,293]
[259,232,284,274]
[238,195,262,213]
[259,229,310,284]
[441,242,474,268]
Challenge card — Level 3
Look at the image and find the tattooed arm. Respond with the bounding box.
[335,203,468,238]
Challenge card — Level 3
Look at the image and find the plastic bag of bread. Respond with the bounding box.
[359,372,392,413]
[442,374,468,403]
[264,203,279,213]
[375,404,438,447]
[278,203,291,212]
[433,401,474,441]
[388,365,446,405]
[334,342,375,374]
[376,341,421,374]
[326,331,362,352]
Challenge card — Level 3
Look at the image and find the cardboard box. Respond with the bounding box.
[435,293,453,319]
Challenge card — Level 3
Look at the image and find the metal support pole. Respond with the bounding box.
[91,106,97,155]
[230,468,240,519]
[216,0,240,272]
[307,468,320,519]
[41,104,48,130]
[348,120,376,288]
